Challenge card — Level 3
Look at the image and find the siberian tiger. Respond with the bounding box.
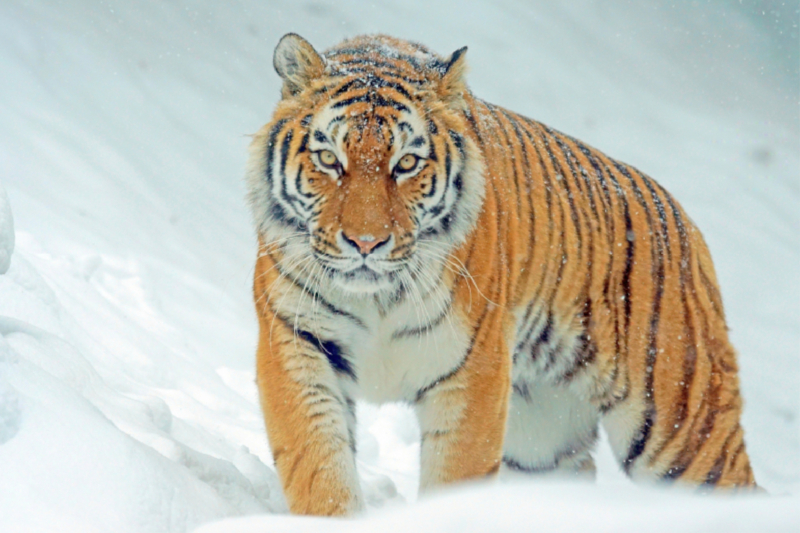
[247,33,756,516]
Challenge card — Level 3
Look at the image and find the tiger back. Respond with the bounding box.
[247,33,756,516]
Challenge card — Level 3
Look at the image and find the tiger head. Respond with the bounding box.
[247,34,485,295]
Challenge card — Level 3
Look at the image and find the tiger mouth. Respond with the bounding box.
[326,263,403,293]
[342,265,382,282]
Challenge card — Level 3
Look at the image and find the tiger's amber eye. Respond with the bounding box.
[397,154,418,172]
[318,150,338,168]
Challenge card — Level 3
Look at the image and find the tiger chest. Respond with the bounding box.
[333,295,471,404]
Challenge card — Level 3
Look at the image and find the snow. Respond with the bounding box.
[0,185,13,275]
[194,482,799,533]
[0,0,798,532]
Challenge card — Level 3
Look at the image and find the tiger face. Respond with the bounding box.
[247,34,485,295]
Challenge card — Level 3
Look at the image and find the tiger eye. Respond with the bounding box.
[319,150,338,167]
[397,154,418,171]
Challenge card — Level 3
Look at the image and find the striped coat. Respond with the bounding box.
[247,33,756,516]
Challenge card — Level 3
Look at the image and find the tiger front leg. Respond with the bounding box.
[255,312,362,516]
[414,315,512,491]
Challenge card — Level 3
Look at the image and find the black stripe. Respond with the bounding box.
[279,163,312,220]
[513,119,557,349]
[623,406,655,474]
[635,169,672,262]
[486,106,522,222]
[503,428,597,473]
[336,57,403,70]
[332,74,412,99]
[409,136,425,148]
[463,103,484,146]
[702,454,727,488]
[557,321,598,384]
[272,262,368,331]
[596,155,634,407]
[279,129,293,177]
[549,131,595,321]
[414,351,468,403]
[391,300,452,339]
[503,456,558,474]
[500,110,535,268]
[297,132,309,153]
[419,139,455,231]
[572,141,622,400]
[332,92,410,112]
[662,463,689,481]
[651,179,698,458]
[297,330,356,380]
[449,129,466,158]
[328,47,428,71]
[264,119,290,189]
[313,130,328,144]
[512,382,531,401]
[541,127,584,265]
[345,396,357,452]
[615,161,665,467]
[533,123,570,311]
[427,137,439,162]
[273,130,309,230]
[327,46,374,58]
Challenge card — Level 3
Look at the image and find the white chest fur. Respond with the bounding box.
[350,300,469,404]
[302,282,471,405]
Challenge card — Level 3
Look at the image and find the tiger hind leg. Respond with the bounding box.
[600,340,757,489]
[502,379,599,479]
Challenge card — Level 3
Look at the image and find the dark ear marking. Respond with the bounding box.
[273,33,326,98]
[438,46,469,109]
[446,46,468,74]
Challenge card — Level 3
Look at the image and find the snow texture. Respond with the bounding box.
[0,184,13,275]
[0,0,798,532]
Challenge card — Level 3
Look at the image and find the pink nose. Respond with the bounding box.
[342,232,389,255]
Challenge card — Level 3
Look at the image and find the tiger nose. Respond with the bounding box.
[342,232,390,255]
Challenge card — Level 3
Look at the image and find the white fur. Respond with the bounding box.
[503,379,598,476]
[268,245,470,403]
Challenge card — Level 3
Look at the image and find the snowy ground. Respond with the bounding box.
[0,1,798,532]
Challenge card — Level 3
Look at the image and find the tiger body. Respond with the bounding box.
[247,33,755,516]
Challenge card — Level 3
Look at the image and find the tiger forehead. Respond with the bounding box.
[307,86,429,152]
[322,34,448,82]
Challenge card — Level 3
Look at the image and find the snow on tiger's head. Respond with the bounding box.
[246,34,485,294]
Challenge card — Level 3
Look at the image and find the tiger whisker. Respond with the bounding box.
[417,240,500,309]
[269,253,316,347]
[409,252,460,344]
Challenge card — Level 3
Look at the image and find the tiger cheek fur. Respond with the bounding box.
[247,33,756,516]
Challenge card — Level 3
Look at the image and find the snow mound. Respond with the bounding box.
[194,482,798,533]
[0,242,284,532]
[0,185,13,274]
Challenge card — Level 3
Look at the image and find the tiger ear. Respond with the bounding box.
[438,46,469,108]
[273,33,326,98]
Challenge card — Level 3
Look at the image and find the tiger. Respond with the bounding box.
[246,33,757,516]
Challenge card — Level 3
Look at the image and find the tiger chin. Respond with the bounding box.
[246,33,757,516]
